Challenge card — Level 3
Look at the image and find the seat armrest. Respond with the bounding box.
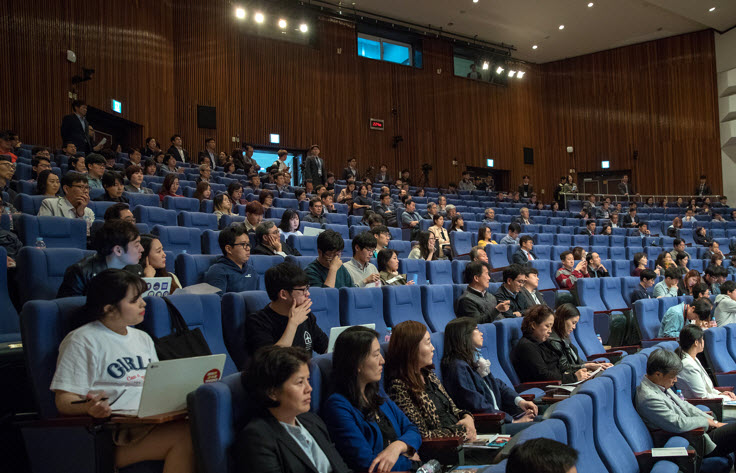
[715,386,734,392]
[649,337,678,342]
[650,428,705,447]
[515,380,560,391]
[418,436,463,465]
[586,353,613,361]
[610,345,640,354]
[686,397,723,421]
[634,449,696,473]
[420,437,462,448]
[473,413,505,434]
[519,394,536,402]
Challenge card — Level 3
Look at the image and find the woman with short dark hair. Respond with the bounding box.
[36,169,61,197]
[511,305,573,383]
[377,248,411,286]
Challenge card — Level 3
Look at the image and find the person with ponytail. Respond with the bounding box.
[675,325,736,401]
[50,269,194,472]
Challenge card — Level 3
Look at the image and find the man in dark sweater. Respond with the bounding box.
[630,269,656,305]
[455,261,510,323]
[494,264,525,318]
[586,252,609,278]
[245,262,328,356]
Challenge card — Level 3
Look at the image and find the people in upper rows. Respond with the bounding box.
[38,170,95,233]
[377,248,413,286]
[622,206,640,227]
[35,169,61,197]
[57,220,143,297]
[635,349,736,461]
[192,181,211,202]
[245,263,328,356]
[506,438,578,473]
[441,318,538,434]
[278,209,302,239]
[511,235,536,265]
[694,226,713,247]
[408,231,436,261]
[139,233,181,292]
[235,346,348,473]
[203,224,258,295]
[158,173,180,202]
[95,171,129,203]
[675,325,736,400]
[429,215,452,258]
[585,252,609,278]
[240,201,263,233]
[449,215,464,233]
[455,261,510,322]
[513,207,533,226]
[494,264,525,318]
[51,270,194,472]
[401,199,422,240]
[657,298,711,338]
[305,229,353,289]
[618,174,634,195]
[252,221,301,257]
[555,250,588,291]
[714,280,736,326]
[124,165,153,194]
[322,326,421,472]
[477,225,496,249]
[694,174,712,196]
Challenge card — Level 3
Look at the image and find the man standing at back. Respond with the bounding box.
[166,134,190,163]
[60,100,92,154]
[304,144,326,186]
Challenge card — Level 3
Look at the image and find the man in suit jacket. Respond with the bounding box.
[694,175,712,197]
[517,175,533,198]
[511,235,537,265]
[252,222,301,257]
[166,134,190,163]
[618,174,634,196]
[635,349,736,459]
[622,208,640,227]
[518,266,547,309]
[581,220,596,236]
[341,157,360,181]
[513,207,534,226]
[304,144,326,186]
[376,192,397,227]
[493,264,526,318]
[60,100,93,154]
[375,164,391,184]
[198,137,217,169]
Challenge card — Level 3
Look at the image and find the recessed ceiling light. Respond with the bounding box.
[278,19,287,28]
[517,71,525,79]
[482,61,489,70]
[254,12,265,23]
[235,7,246,19]
[473,0,479,3]
[709,6,716,12]
[509,70,517,78]
[559,25,565,30]
[299,23,309,33]
[588,2,594,7]
[496,66,504,74]
[532,45,538,49]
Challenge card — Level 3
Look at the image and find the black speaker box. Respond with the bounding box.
[197,105,216,129]
[523,147,534,165]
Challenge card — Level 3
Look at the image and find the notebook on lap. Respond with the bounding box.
[327,324,376,353]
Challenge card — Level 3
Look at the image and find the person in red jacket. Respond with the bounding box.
[555,250,589,290]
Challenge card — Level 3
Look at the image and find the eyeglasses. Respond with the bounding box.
[291,286,310,294]
[0,161,15,169]
[232,242,251,250]
[70,184,90,192]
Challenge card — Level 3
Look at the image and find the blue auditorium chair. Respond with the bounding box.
[349,224,369,238]
[632,299,669,347]
[124,192,160,208]
[17,214,87,249]
[382,285,425,327]
[339,287,387,335]
[572,234,589,247]
[533,245,551,260]
[285,255,315,270]
[175,253,219,287]
[550,246,567,261]
[152,225,202,254]
[325,213,348,225]
[591,234,610,246]
[141,294,236,375]
[308,287,340,335]
[388,240,411,259]
[427,260,453,285]
[273,197,298,209]
[288,235,318,256]
[555,234,572,247]
[201,229,221,254]
[14,193,48,214]
[450,231,473,260]
[178,211,218,232]
[575,278,609,312]
[724,325,736,362]
[575,307,628,359]
[611,259,630,278]
[452,260,468,284]
[703,327,736,387]
[16,247,95,304]
[600,277,630,311]
[0,247,19,342]
[420,285,455,332]
[609,245,626,261]
[220,290,270,370]
[87,200,115,220]
[325,223,349,238]
[248,255,284,288]
[162,195,200,213]
[487,244,509,268]
[398,258,428,285]
[431,330,445,383]
[134,205,177,226]
[494,317,540,390]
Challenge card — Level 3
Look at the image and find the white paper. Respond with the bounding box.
[651,447,688,458]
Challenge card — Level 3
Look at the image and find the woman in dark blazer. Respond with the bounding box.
[235,346,350,473]
[440,318,537,434]
[322,327,421,472]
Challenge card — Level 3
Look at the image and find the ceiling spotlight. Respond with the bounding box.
[532,45,538,50]
[482,61,489,70]
[299,23,309,33]
[588,2,594,7]
[235,7,246,19]
[496,66,504,74]
[509,70,517,77]
[473,0,479,3]
[709,6,716,11]
[278,19,287,28]
[559,25,565,30]
[517,71,525,79]
[254,12,265,23]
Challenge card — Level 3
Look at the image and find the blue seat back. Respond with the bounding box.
[325,224,349,239]
[450,231,473,257]
[16,247,95,304]
[452,260,468,284]
[494,317,524,386]
[201,230,221,254]
[388,240,411,259]
[576,278,608,312]
[175,253,219,287]
[382,285,424,327]
[600,277,629,310]
[431,331,445,383]
[178,211,218,232]
[339,287,387,335]
[633,299,661,340]
[420,285,455,332]
[533,233,554,246]
[487,244,508,268]
[555,234,572,247]
[124,192,160,208]
[533,245,551,260]
[724,325,736,362]
[549,395,609,472]
[219,214,246,229]
[288,235,318,257]
[609,246,626,261]
[325,213,348,225]
[87,200,115,220]
[621,277,641,306]
[18,214,87,249]
[398,258,427,285]
[133,205,177,226]
[349,225,369,239]
[0,247,19,338]
[477,323,517,390]
[14,193,47,214]
[152,225,202,254]
[530,259,555,291]
[220,290,270,370]
[427,260,453,285]
[308,287,340,334]
[285,255,315,270]
[163,195,200,213]
[658,297,680,322]
[248,255,284,289]
[574,306,608,358]
[704,326,736,373]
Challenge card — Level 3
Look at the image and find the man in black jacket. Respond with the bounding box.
[518,266,547,310]
[60,100,92,154]
[304,144,326,186]
[456,261,510,322]
[511,236,537,265]
[586,252,609,278]
[251,222,301,257]
[57,219,143,297]
[494,264,525,318]
[166,134,190,163]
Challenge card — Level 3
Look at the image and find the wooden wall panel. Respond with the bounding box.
[0,0,721,197]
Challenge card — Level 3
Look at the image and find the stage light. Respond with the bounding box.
[482,61,489,70]
[517,71,525,79]
[588,2,594,7]
[254,12,265,23]
[473,0,479,3]
[278,19,287,28]
[508,70,516,78]
[299,23,309,32]
[709,7,716,12]
[496,66,504,74]
[532,45,538,49]
[235,7,246,19]
[559,25,565,30]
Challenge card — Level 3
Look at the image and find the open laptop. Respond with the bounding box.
[303,226,325,237]
[327,324,376,353]
[113,354,225,418]
[141,276,173,298]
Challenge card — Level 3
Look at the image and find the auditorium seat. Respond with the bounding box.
[388,240,411,259]
[218,214,246,229]
[178,211,218,232]
[288,235,318,257]
[17,214,87,249]
[174,253,218,287]
[382,285,425,328]
[430,330,445,382]
[87,200,115,220]
[220,290,270,370]
[427,260,453,285]
[609,246,626,261]
[420,285,455,332]
[308,287,340,334]
[533,244,551,260]
[0,247,19,342]
[493,317,531,389]
[398,258,427,285]
[162,196,200,213]
[703,326,736,387]
[339,287,387,335]
[16,247,95,304]
[141,294,236,375]
[530,259,555,291]
[201,229,220,254]
[124,192,160,208]
[324,223,349,238]
[724,325,736,362]
[600,277,630,311]
[574,307,627,359]
[349,224,369,238]
[325,213,348,225]
[248,255,284,289]
[487,244,509,268]
[273,197,298,209]
[555,234,572,247]
[621,277,641,306]
[450,231,473,259]
[152,225,202,254]
[575,278,608,312]
[134,205,177,226]
[452,260,468,284]
[14,193,47,214]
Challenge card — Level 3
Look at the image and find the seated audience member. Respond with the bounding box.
[228,182,245,205]
[673,250,690,278]
[703,267,720,295]
[429,215,452,258]
[60,141,77,159]
[482,208,495,223]
[682,207,697,223]
[38,171,95,235]
[653,267,680,299]
[622,206,640,227]
[370,225,391,257]
[36,169,61,197]
[203,225,257,294]
[441,318,537,434]
[377,248,412,286]
[375,193,397,226]
[124,164,153,194]
[596,201,611,220]
[352,184,372,212]
[29,155,51,181]
[247,174,262,192]
[304,197,327,224]
[715,280,736,326]
[245,264,328,356]
[658,298,711,338]
[449,215,464,233]
[678,269,701,296]
[279,208,302,238]
[423,201,438,220]
[258,189,274,209]
[192,181,211,202]
[336,181,355,206]
[141,158,158,176]
[51,270,194,472]
[408,231,436,261]
[547,304,612,382]
[635,349,736,460]
[385,320,477,441]
[103,203,135,223]
[609,212,620,228]
[655,251,675,272]
[57,220,143,297]
[703,240,724,262]
[581,219,596,236]
[235,346,348,473]
[252,221,301,257]
[343,232,380,287]
[455,261,510,322]
[519,266,547,309]
[294,188,308,203]
[598,223,612,236]
[513,207,533,225]
[477,225,496,248]
[85,153,106,189]
[212,193,232,224]
[667,217,682,238]
[305,229,354,289]
[159,154,182,175]
[506,438,578,473]
[494,264,526,318]
[401,199,422,240]
[555,250,589,291]
[321,191,336,213]
[139,234,181,292]
[158,173,180,202]
[632,252,654,277]
[196,164,211,184]
[511,235,536,265]
[469,245,489,264]
[630,269,657,304]
[585,252,609,278]
[511,305,574,383]
[676,325,736,400]
[95,171,129,203]
[67,154,87,174]
[124,148,143,168]
[444,204,457,220]
[499,222,521,245]
[243,201,264,232]
[637,222,651,238]
[694,226,713,247]
[322,327,421,472]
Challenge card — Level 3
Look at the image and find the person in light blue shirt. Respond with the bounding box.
[653,267,680,298]
[657,299,711,338]
[499,222,521,245]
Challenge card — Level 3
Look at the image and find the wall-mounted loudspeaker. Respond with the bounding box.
[197,105,216,129]
[523,147,534,165]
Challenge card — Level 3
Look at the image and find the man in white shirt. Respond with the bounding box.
[653,267,680,298]
[273,149,289,173]
[166,134,189,163]
[343,232,380,287]
[38,172,95,235]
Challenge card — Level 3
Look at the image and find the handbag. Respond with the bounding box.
[152,297,211,360]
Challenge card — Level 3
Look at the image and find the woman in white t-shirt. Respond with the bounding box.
[278,208,303,239]
[50,269,194,472]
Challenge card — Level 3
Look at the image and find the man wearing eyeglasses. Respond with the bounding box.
[0,155,17,202]
[38,171,95,235]
[246,262,329,356]
[204,224,258,295]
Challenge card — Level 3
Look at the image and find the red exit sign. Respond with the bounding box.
[369,118,384,130]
